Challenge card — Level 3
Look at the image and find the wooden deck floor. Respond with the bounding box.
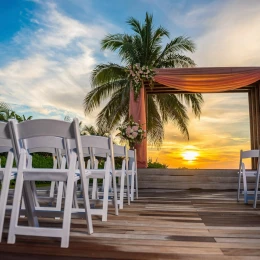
[1,189,260,260]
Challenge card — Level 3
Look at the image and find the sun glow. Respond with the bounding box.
[182,151,199,161]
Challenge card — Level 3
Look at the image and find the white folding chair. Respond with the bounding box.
[72,135,118,221]
[0,121,16,242]
[237,149,260,207]
[94,144,130,209]
[7,118,93,248]
[127,149,138,201]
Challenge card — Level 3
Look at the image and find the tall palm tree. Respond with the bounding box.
[84,13,203,146]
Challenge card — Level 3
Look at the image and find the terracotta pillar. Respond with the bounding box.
[129,83,147,168]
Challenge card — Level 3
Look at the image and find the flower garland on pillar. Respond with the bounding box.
[127,64,155,99]
[116,64,155,149]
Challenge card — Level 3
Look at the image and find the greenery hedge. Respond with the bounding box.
[0,154,168,188]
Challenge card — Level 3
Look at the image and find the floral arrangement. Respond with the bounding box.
[117,116,146,148]
[127,64,155,96]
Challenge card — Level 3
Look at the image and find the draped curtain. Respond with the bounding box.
[154,67,260,92]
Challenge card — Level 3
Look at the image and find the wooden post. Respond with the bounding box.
[248,84,260,169]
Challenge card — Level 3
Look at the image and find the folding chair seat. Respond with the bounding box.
[71,135,118,221]
[7,118,92,248]
[126,149,138,201]
[237,149,260,207]
[0,122,16,242]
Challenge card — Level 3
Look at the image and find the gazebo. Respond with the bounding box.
[129,67,260,168]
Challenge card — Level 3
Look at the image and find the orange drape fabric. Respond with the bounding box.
[129,83,147,168]
[154,67,260,92]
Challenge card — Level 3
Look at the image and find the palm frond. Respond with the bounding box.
[126,17,143,35]
[158,54,196,68]
[96,86,130,131]
[91,63,126,87]
[101,34,125,51]
[176,93,204,118]
[84,79,127,114]
[155,36,195,66]
[147,95,164,146]
[156,94,189,139]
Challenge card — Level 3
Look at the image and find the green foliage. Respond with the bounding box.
[147,158,168,168]
[81,125,109,136]
[0,155,7,167]
[0,153,53,188]
[31,153,54,168]
[84,12,204,147]
[97,157,124,170]
[0,102,33,122]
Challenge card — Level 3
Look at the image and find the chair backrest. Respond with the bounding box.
[239,149,260,170]
[9,119,77,164]
[69,133,115,171]
[113,144,127,157]
[241,150,260,159]
[92,144,126,157]
[0,122,13,153]
[28,147,56,155]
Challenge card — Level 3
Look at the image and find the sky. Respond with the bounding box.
[1,0,260,168]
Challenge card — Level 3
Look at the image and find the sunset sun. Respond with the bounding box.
[182,151,199,161]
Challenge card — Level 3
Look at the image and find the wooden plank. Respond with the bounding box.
[1,188,260,259]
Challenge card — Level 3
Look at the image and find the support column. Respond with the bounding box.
[129,84,147,168]
[248,84,259,169]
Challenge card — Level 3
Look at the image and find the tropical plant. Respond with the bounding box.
[64,115,108,136]
[147,158,168,168]
[84,13,203,146]
[81,124,109,136]
[0,102,32,122]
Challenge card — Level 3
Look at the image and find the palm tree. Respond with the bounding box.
[81,125,108,136]
[84,13,203,146]
[0,102,33,122]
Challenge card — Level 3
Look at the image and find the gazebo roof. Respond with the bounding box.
[146,67,260,94]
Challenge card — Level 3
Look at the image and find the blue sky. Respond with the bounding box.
[1,0,260,168]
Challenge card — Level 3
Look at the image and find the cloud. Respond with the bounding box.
[190,0,260,66]
[0,1,117,124]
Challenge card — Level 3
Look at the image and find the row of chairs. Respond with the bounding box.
[0,118,138,247]
[237,149,260,208]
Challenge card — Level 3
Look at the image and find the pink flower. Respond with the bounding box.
[126,126,132,135]
[132,126,139,131]
[132,132,138,138]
